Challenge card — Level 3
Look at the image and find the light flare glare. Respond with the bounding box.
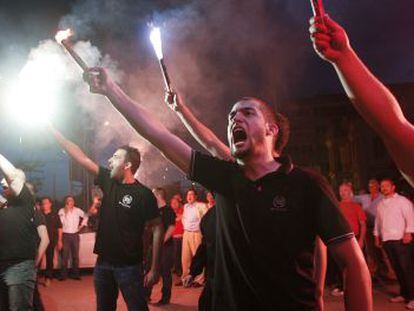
[6,55,63,126]
[150,27,163,60]
[55,28,72,43]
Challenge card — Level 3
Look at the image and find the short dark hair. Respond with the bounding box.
[41,196,53,204]
[153,187,167,200]
[64,195,75,204]
[119,145,141,174]
[241,97,290,154]
[381,177,395,185]
[186,188,197,197]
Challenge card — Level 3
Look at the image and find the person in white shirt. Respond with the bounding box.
[181,189,207,287]
[354,179,395,280]
[374,178,414,309]
[58,195,88,280]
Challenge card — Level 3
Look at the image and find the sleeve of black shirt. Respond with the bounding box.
[188,151,234,195]
[307,171,354,245]
[142,189,160,222]
[190,239,207,277]
[166,207,176,227]
[33,210,46,227]
[9,184,35,210]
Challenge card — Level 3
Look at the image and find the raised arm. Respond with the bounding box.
[48,124,99,176]
[0,154,25,196]
[165,91,232,161]
[84,68,192,174]
[310,15,414,186]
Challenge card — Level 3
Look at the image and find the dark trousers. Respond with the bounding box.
[146,242,174,302]
[173,237,182,276]
[45,243,55,279]
[383,240,414,300]
[33,281,44,311]
[61,233,80,278]
[199,280,213,311]
[94,260,148,311]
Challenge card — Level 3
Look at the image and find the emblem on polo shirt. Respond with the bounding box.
[271,195,287,212]
[119,194,133,208]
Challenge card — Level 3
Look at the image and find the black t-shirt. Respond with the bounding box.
[0,185,37,262]
[94,167,160,265]
[159,205,176,245]
[43,210,62,245]
[189,151,353,311]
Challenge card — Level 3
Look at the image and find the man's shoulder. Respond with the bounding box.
[195,201,207,208]
[289,166,325,187]
[133,181,154,197]
[395,194,413,206]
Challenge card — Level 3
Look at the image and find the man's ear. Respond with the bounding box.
[124,161,132,170]
[266,122,279,138]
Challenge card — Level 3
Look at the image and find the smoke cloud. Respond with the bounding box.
[47,0,316,185]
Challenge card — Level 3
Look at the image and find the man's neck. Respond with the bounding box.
[370,192,379,200]
[385,192,395,199]
[238,152,281,180]
[121,173,136,184]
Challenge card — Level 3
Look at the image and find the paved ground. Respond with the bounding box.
[38,273,409,311]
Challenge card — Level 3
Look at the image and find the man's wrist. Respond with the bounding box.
[333,46,355,68]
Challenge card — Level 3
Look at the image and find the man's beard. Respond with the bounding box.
[231,145,250,159]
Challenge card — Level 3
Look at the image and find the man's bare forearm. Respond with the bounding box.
[175,100,231,160]
[105,84,192,174]
[343,257,372,310]
[151,222,164,272]
[36,225,50,267]
[49,125,99,175]
[330,238,372,310]
[0,154,19,181]
[334,49,414,185]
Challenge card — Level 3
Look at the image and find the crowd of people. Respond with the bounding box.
[23,174,414,311]
[1,9,414,311]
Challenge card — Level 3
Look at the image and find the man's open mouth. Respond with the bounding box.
[233,127,247,144]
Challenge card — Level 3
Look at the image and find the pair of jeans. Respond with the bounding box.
[94,259,148,311]
[383,240,414,300]
[0,260,37,311]
[61,233,80,278]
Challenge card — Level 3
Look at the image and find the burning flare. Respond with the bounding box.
[54,28,88,71]
[150,27,163,60]
[55,28,72,43]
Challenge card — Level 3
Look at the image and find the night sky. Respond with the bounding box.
[1,0,414,201]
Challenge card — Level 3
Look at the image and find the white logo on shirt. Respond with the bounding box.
[119,195,133,208]
[271,195,287,212]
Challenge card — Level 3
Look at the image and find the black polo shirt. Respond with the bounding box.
[94,167,160,265]
[189,151,353,311]
[43,210,62,245]
[0,185,36,263]
[160,205,176,246]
